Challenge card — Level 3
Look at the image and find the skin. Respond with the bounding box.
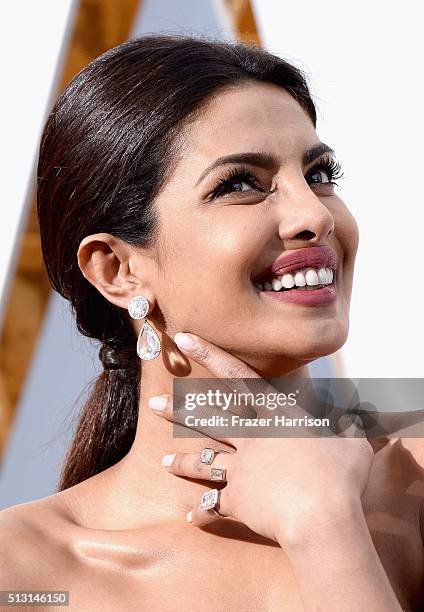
[1,81,423,611]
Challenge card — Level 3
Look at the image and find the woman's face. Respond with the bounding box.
[147,81,358,373]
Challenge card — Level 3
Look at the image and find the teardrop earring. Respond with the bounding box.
[127,296,161,360]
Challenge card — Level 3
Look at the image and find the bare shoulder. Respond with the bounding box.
[0,500,45,588]
[0,493,75,589]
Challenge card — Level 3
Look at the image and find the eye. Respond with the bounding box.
[309,169,330,183]
[307,156,344,187]
[229,177,253,192]
[206,165,265,202]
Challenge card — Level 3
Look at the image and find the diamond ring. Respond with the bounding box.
[200,447,216,464]
[199,488,227,517]
[210,467,226,482]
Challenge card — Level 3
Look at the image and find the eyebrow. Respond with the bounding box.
[195,142,335,187]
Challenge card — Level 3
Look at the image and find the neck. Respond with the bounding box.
[76,347,312,531]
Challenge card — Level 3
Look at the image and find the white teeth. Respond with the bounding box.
[281,273,295,289]
[305,269,319,286]
[294,271,306,287]
[272,278,283,291]
[254,266,335,291]
[318,267,328,284]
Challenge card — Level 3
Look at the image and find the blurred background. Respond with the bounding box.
[0,0,422,507]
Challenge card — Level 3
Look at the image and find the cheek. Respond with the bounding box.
[167,215,254,282]
[334,203,359,261]
[159,218,255,323]
[331,204,358,308]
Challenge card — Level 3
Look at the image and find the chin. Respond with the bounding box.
[296,323,349,360]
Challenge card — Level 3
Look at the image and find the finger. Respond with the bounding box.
[162,450,232,482]
[173,332,262,388]
[187,487,231,527]
[148,393,237,446]
[172,332,280,419]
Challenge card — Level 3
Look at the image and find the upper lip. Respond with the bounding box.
[251,245,338,283]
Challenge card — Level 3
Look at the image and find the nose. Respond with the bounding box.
[276,185,335,244]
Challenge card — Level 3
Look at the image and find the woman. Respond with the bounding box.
[1,34,422,611]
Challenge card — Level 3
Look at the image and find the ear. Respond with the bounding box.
[77,233,155,310]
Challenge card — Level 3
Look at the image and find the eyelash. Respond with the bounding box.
[206,156,345,202]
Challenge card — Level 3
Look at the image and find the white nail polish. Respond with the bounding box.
[186,511,192,523]
[161,454,175,467]
[148,396,168,411]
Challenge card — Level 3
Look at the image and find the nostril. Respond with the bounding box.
[295,229,316,240]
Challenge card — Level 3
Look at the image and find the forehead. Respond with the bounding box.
[178,81,317,166]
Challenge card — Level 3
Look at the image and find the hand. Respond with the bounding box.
[150,332,375,547]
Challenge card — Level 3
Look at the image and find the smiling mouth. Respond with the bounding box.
[252,266,335,292]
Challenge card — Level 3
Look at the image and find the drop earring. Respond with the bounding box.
[128,296,161,360]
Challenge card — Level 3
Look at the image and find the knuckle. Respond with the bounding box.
[173,454,186,471]
[192,343,211,363]
[224,363,249,381]
[172,455,182,471]
[193,459,204,474]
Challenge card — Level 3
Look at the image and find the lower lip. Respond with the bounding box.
[260,283,337,306]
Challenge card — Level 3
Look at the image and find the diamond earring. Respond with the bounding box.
[127,296,161,360]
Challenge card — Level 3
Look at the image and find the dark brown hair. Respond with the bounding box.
[36,33,317,491]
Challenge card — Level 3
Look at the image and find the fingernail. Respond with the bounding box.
[186,510,192,523]
[148,396,168,411]
[174,333,196,351]
[162,454,175,467]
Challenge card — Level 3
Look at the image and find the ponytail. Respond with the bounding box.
[57,346,140,491]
